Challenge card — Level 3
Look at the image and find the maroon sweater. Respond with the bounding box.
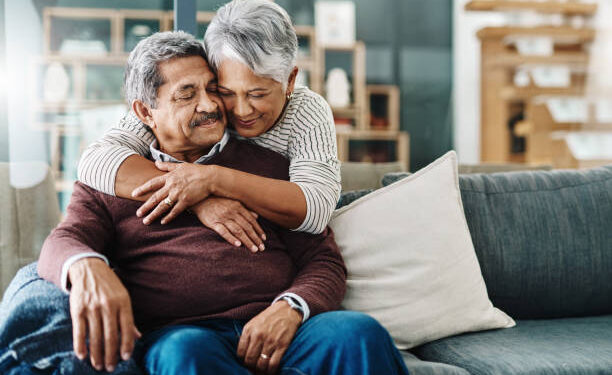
[38,137,346,332]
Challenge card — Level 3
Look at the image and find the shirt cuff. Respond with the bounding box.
[60,253,110,293]
[273,292,310,323]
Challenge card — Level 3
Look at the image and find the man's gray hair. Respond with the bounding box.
[204,0,298,88]
[124,31,206,108]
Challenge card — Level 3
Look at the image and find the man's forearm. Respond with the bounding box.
[210,166,307,229]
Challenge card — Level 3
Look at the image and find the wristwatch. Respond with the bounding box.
[281,296,305,318]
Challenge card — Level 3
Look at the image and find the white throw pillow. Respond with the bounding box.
[330,151,515,349]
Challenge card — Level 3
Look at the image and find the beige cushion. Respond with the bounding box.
[0,162,60,295]
[340,161,405,191]
[330,151,515,349]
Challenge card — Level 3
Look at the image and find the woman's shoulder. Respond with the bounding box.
[291,86,331,111]
[285,86,334,130]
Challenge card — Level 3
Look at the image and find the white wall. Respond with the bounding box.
[452,0,504,164]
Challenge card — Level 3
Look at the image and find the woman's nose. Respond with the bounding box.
[233,97,253,117]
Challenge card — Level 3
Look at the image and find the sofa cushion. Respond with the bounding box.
[401,351,470,375]
[384,166,612,319]
[330,151,514,349]
[414,315,612,375]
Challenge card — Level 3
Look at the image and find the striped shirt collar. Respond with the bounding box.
[149,130,230,164]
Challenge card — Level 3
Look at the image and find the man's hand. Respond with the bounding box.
[132,162,216,225]
[192,197,266,252]
[68,258,141,373]
[237,300,302,375]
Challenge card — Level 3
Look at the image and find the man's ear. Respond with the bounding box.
[286,66,299,95]
[132,100,156,129]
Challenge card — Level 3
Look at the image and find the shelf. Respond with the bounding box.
[465,1,597,16]
[332,106,361,118]
[477,26,596,42]
[483,51,589,68]
[500,85,585,100]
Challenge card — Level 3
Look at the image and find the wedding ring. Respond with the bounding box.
[163,197,174,207]
[260,353,269,360]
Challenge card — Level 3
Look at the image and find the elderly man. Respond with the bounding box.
[35,32,410,375]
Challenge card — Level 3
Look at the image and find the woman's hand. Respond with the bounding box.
[191,197,267,252]
[132,161,216,225]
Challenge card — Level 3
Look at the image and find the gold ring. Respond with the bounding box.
[163,197,174,207]
[260,353,269,360]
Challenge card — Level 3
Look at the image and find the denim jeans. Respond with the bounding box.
[140,311,410,375]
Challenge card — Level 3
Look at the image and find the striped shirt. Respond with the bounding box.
[77,86,341,234]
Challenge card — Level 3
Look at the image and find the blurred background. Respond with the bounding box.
[0,0,611,212]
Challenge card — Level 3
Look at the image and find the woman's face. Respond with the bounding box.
[216,59,296,137]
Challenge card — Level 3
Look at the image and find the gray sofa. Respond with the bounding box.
[2,162,612,374]
[338,164,612,375]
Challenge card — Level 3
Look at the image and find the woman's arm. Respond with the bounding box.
[134,90,341,234]
[78,111,159,200]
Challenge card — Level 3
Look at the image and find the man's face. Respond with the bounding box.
[149,56,226,156]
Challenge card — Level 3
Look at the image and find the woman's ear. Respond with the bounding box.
[286,66,299,94]
[132,100,156,129]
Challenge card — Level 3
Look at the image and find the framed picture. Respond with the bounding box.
[315,1,355,47]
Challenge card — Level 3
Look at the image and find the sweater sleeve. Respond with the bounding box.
[77,111,156,196]
[37,182,115,288]
[288,93,341,234]
[276,227,347,318]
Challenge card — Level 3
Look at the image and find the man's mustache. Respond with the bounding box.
[190,111,223,128]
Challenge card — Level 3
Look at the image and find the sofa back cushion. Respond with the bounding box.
[382,166,612,319]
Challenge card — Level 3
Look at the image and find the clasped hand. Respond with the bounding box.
[132,161,266,252]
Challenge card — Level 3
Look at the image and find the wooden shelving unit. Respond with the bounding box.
[469,1,598,163]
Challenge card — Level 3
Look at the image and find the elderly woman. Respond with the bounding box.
[77,0,340,252]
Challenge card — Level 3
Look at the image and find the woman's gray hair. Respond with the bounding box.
[204,0,298,88]
[124,31,206,108]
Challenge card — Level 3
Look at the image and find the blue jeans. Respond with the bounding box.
[140,311,410,375]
